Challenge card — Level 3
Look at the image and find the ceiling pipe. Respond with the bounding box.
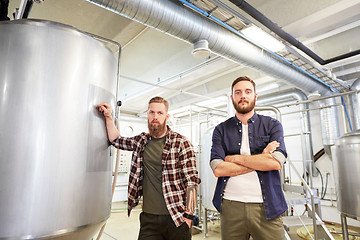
[178,0,352,131]
[86,0,334,97]
[228,0,360,65]
[350,78,360,131]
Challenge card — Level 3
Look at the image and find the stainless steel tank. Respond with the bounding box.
[0,20,117,239]
[332,130,360,220]
[200,127,217,211]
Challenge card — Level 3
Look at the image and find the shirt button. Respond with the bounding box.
[239,130,242,132]
[238,143,240,145]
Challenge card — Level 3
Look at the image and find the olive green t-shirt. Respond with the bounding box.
[142,136,169,215]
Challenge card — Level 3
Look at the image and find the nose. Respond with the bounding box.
[239,93,246,99]
[153,113,159,120]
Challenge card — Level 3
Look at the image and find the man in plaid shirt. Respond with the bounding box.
[97,96,201,240]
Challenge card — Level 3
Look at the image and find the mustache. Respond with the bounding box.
[151,120,160,124]
[238,100,248,104]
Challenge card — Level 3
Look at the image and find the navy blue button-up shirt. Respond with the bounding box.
[210,112,288,220]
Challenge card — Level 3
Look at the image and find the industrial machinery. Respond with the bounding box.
[332,130,360,238]
[0,20,118,239]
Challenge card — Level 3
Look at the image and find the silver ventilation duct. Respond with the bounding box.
[87,0,341,150]
[350,79,360,131]
[87,0,333,96]
[319,98,340,155]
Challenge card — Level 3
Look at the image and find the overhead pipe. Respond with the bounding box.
[87,0,334,96]
[319,98,340,155]
[228,0,360,65]
[255,105,281,122]
[178,0,352,132]
[87,0,342,142]
[350,78,360,131]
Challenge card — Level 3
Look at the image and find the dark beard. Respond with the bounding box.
[232,98,255,114]
[148,120,167,137]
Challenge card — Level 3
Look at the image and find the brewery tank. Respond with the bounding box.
[332,130,360,220]
[0,20,118,239]
[200,127,217,211]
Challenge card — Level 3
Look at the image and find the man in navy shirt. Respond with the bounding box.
[210,76,287,240]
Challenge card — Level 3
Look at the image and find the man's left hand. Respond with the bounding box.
[185,218,192,228]
[263,141,280,154]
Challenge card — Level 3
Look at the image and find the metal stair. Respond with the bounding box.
[282,161,336,240]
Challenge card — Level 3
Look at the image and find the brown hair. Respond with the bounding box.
[148,96,169,112]
[231,76,256,92]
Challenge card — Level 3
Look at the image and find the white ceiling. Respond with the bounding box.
[7,0,360,117]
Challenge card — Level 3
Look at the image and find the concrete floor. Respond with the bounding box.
[93,202,221,240]
[93,202,360,240]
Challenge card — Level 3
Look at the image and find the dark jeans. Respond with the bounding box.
[138,212,191,240]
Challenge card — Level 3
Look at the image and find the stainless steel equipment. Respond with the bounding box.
[332,130,360,220]
[0,20,118,239]
[200,127,217,211]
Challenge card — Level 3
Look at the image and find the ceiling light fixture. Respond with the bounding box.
[241,25,285,53]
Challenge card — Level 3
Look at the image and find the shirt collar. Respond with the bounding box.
[233,112,258,124]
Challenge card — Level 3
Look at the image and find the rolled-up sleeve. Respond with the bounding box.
[269,118,287,158]
[210,125,226,172]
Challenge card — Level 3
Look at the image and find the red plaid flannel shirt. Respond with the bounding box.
[111,126,201,227]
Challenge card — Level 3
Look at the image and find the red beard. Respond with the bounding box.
[148,120,167,137]
[232,98,255,114]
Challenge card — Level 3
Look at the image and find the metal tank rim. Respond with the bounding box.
[0,19,116,55]
[335,129,360,143]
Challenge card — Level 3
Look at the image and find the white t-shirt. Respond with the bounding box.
[223,124,263,202]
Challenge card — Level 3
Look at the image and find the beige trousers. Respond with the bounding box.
[221,199,285,240]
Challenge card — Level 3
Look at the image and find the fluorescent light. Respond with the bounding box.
[256,82,279,93]
[241,25,285,52]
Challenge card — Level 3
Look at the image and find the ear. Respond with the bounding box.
[166,114,170,121]
[254,93,258,101]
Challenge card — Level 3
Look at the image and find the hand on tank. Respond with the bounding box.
[97,103,112,119]
[262,141,280,154]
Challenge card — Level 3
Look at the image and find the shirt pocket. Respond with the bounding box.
[254,135,270,151]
